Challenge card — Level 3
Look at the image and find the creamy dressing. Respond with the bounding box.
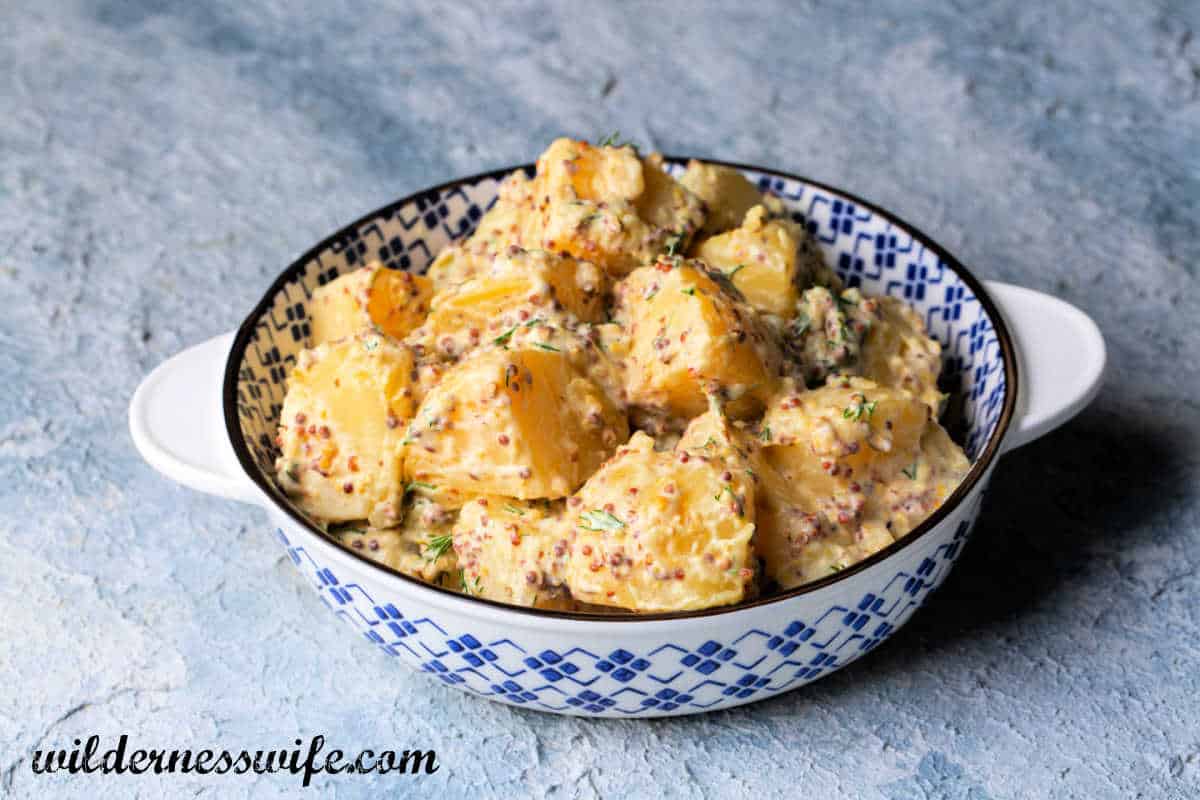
[274,140,971,612]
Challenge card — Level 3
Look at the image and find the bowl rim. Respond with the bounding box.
[222,156,1018,623]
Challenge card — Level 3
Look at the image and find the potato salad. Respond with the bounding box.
[274,138,970,613]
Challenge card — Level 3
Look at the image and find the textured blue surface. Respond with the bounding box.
[1,1,1198,797]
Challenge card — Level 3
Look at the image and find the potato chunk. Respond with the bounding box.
[538,137,644,202]
[403,345,628,501]
[425,169,537,291]
[635,153,707,244]
[564,432,756,612]
[613,258,783,420]
[525,138,705,277]
[679,159,766,237]
[695,205,824,316]
[275,332,418,526]
[760,376,928,492]
[753,376,967,588]
[417,248,606,360]
[860,296,946,415]
[425,244,487,294]
[331,496,458,583]
[696,202,842,312]
[452,497,571,607]
[309,264,434,344]
[872,424,969,539]
[469,170,538,253]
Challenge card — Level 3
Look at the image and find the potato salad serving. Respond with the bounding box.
[273,137,970,614]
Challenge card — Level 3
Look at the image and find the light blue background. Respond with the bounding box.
[1,2,1197,797]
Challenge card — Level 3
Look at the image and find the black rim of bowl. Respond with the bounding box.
[223,157,1019,623]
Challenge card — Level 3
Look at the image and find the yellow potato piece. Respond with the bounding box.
[452,497,571,607]
[614,259,782,420]
[333,497,458,583]
[536,137,645,203]
[275,332,418,526]
[760,376,928,488]
[636,153,707,244]
[403,345,628,501]
[487,249,607,323]
[873,423,970,539]
[425,243,491,294]
[754,376,967,589]
[525,138,705,277]
[470,169,538,252]
[309,264,434,345]
[676,400,760,466]
[426,169,537,291]
[418,248,607,360]
[694,205,806,316]
[564,432,756,612]
[679,159,766,237]
[860,296,946,415]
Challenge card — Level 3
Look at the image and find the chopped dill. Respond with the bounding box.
[579,509,625,531]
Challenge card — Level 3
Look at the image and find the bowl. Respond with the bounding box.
[130,159,1105,717]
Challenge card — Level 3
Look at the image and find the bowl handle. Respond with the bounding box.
[129,331,260,504]
[982,281,1106,454]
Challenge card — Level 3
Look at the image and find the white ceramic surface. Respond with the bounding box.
[130,164,1105,717]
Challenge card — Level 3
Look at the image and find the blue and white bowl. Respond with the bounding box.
[130,159,1105,717]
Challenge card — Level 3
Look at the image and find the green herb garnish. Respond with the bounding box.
[596,130,624,147]
[710,484,739,515]
[726,264,746,279]
[791,311,811,338]
[459,570,482,595]
[579,509,625,531]
[664,231,685,256]
[504,503,526,516]
[424,534,454,561]
[901,462,919,480]
[404,480,435,498]
[760,425,771,442]
[493,326,517,347]
[533,342,560,352]
[681,287,696,296]
[842,395,877,422]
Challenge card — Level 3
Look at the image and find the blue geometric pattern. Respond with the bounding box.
[276,514,977,716]
[229,161,1009,715]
